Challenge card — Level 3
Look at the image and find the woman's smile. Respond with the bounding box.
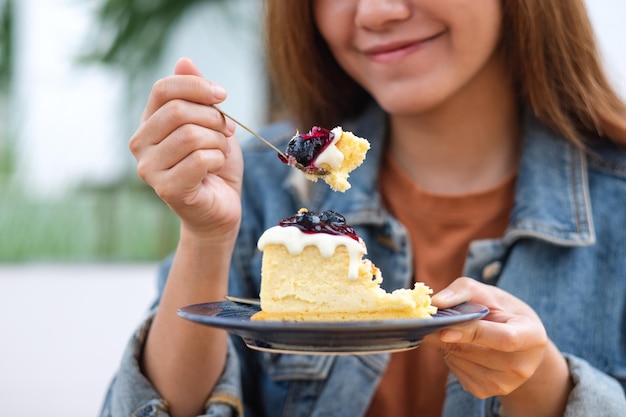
[314,0,505,115]
[362,32,444,64]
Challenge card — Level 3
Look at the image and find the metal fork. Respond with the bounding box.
[212,104,329,176]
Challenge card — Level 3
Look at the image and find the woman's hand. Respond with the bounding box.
[135,58,245,417]
[129,57,243,241]
[423,277,572,417]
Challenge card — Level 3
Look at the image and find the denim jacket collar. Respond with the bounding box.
[506,114,595,247]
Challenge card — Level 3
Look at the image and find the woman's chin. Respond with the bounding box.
[376,97,441,118]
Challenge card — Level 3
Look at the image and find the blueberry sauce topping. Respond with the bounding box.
[280,127,334,175]
[279,209,359,241]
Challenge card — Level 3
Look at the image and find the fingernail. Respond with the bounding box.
[213,85,227,100]
[433,288,454,303]
[226,119,236,135]
[441,329,463,342]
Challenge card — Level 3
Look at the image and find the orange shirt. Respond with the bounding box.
[365,153,515,417]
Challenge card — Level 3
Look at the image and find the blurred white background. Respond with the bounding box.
[0,0,625,416]
[10,0,266,197]
[0,264,157,416]
[1,0,263,415]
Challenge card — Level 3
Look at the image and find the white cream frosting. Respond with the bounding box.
[257,225,366,279]
[313,126,344,169]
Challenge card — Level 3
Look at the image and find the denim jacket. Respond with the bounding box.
[102,104,626,417]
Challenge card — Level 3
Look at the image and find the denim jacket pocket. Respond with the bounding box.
[262,353,335,381]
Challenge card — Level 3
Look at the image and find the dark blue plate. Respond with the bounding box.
[178,301,488,355]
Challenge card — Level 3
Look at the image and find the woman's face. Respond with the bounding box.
[313,0,505,116]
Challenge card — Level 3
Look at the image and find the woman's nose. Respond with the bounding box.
[355,0,412,31]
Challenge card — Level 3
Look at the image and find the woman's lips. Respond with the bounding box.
[363,34,441,63]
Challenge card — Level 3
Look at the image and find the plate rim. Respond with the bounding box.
[177,301,489,354]
[177,300,489,331]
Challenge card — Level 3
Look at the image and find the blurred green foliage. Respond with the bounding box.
[0,179,179,262]
[0,0,250,262]
[0,0,12,93]
[81,0,229,76]
[0,139,14,176]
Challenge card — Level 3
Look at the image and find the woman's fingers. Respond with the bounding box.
[137,131,229,192]
[130,99,235,185]
[141,58,235,133]
[424,323,547,398]
[131,99,232,154]
[431,276,501,309]
[423,277,550,398]
[440,314,546,350]
[152,123,230,171]
[132,57,236,171]
[436,338,546,398]
[150,148,228,203]
[134,105,235,200]
[430,320,545,370]
[442,349,527,398]
[143,75,230,120]
[175,56,202,77]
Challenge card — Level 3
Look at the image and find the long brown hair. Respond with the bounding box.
[265,0,626,145]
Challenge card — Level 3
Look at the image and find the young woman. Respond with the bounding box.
[101,1,626,416]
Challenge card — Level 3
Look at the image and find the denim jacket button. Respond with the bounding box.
[482,261,502,282]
